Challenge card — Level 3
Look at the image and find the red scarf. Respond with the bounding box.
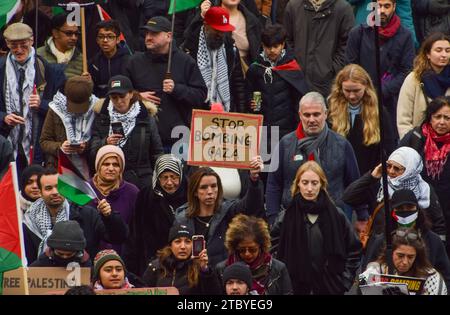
[295,122,315,161]
[378,14,401,45]
[226,253,272,295]
[272,59,301,71]
[422,123,450,179]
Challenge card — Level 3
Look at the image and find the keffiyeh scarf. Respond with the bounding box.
[197,26,230,111]
[107,100,141,147]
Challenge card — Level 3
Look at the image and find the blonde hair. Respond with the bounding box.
[413,32,450,81]
[328,64,380,146]
[290,161,328,197]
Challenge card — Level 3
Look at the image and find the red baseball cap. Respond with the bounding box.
[204,7,235,32]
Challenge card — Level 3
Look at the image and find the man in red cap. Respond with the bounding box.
[182,6,246,113]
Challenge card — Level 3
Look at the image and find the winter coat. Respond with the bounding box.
[397,71,450,139]
[89,100,164,189]
[271,205,362,294]
[346,0,418,46]
[340,109,396,175]
[400,126,450,240]
[412,0,450,43]
[342,171,447,240]
[88,179,139,255]
[284,0,355,96]
[181,13,247,113]
[23,202,129,265]
[0,55,66,165]
[265,129,361,224]
[364,230,450,289]
[215,257,293,295]
[175,178,265,268]
[37,42,83,79]
[88,47,131,98]
[123,46,207,146]
[143,257,222,295]
[122,183,187,277]
[345,23,414,121]
[245,49,309,144]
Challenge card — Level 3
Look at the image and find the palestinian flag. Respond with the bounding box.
[58,151,97,206]
[168,0,202,14]
[0,0,20,29]
[0,163,26,294]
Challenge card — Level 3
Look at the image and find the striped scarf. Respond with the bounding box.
[152,154,183,190]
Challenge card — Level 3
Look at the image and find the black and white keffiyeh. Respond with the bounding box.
[107,100,141,147]
[49,91,97,144]
[197,26,230,111]
[4,48,36,162]
[23,198,70,258]
[377,147,431,208]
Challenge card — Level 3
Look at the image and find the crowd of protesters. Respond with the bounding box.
[0,0,449,295]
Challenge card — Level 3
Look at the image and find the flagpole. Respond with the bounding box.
[80,7,87,74]
[372,2,394,273]
[166,0,177,79]
[10,162,29,295]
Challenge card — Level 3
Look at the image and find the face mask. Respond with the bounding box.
[51,251,82,266]
[392,210,418,227]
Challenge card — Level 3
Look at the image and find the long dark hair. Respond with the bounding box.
[156,246,200,288]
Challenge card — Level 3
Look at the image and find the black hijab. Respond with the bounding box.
[20,165,45,201]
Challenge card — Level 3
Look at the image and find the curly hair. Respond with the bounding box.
[156,246,200,288]
[328,64,380,146]
[413,32,450,81]
[224,214,271,255]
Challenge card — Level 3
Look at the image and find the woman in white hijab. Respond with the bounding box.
[342,146,446,248]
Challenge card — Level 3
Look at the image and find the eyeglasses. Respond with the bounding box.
[431,114,450,122]
[97,35,117,42]
[386,163,405,173]
[58,29,80,37]
[392,229,418,241]
[159,174,180,182]
[7,40,31,49]
[236,246,259,255]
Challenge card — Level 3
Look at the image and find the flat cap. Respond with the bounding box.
[3,23,33,41]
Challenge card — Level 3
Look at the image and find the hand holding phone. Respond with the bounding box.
[192,235,205,258]
[111,121,125,136]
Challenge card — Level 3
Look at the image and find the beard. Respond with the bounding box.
[206,33,224,51]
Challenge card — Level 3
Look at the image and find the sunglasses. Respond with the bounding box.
[236,247,259,255]
[392,229,418,241]
[58,29,81,37]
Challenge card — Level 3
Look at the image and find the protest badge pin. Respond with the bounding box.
[293,154,303,161]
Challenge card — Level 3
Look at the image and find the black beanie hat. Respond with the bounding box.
[223,262,253,289]
[47,221,86,252]
[20,165,45,200]
[168,223,192,243]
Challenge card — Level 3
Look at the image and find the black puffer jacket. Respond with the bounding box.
[215,258,293,295]
[88,46,131,98]
[89,100,164,189]
[143,257,222,295]
[123,46,208,146]
[412,0,450,43]
[245,49,309,141]
[182,13,247,113]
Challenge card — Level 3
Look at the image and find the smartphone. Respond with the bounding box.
[69,142,81,148]
[111,121,125,136]
[12,111,22,117]
[192,235,205,258]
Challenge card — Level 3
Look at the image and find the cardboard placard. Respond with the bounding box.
[367,273,426,295]
[2,266,91,295]
[188,110,263,169]
[94,287,179,295]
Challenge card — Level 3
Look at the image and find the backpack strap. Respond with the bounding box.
[420,82,430,107]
